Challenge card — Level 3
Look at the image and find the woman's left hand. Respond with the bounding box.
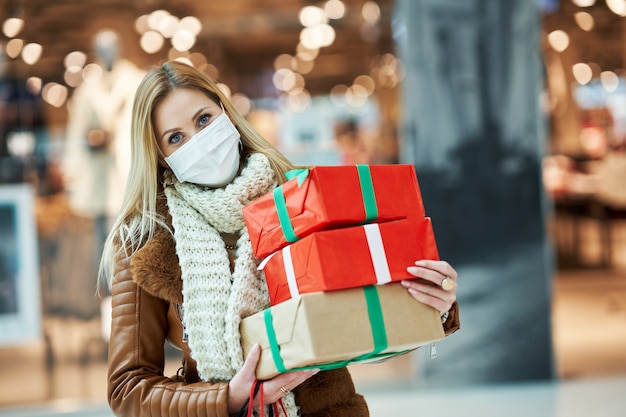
[401,259,458,316]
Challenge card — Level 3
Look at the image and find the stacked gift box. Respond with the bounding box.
[240,164,445,380]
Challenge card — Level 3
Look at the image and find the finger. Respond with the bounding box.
[227,344,261,412]
[402,280,456,312]
[406,286,454,314]
[238,344,261,384]
[414,260,457,280]
[264,369,319,403]
[115,255,132,270]
[406,261,457,287]
[402,279,457,301]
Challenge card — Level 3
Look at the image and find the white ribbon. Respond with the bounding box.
[282,245,300,299]
[363,223,392,285]
[260,223,392,299]
[258,246,300,298]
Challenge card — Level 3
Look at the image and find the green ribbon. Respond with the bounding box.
[356,165,379,223]
[272,169,310,243]
[264,308,288,373]
[264,286,394,375]
[273,165,379,242]
[285,168,309,185]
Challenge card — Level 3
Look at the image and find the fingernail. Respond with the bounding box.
[312,368,321,375]
[407,266,419,274]
[415,260,427,266]
[400,280,411,287]
[251,344,260,353]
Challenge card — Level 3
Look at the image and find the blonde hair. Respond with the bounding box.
[98,60,295,288]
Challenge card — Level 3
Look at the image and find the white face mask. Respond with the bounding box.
[164,111,241,187]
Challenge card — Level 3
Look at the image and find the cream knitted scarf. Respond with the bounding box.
[164,153,298,416]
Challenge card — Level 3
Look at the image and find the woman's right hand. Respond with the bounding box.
[227,344,319,413]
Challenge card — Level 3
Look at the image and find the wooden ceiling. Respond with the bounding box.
[1,0,395,98]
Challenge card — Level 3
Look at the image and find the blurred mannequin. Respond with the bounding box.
[64,30,143,221]
[61,30,144,317]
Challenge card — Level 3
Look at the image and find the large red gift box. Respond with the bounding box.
[243,164,425,258]
[259,217,439,305]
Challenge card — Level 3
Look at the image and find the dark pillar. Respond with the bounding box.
[395,0,555,384]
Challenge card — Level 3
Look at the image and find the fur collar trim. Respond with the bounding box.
[129,197,183,305]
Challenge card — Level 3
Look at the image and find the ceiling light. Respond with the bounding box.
[141,31,164,54]
[600,71,619,92]
[42,82,68,108]
[273,68,297,91]
[299,6,327,27]
[22,43,43,65]
[362,1,381,24]
[64,51,87,69]
[172,29,196,52]
[158,15,179,38]
[83,63,104,84]
[64,67,83,87]
[330,84,349,106]
[274,54,295,70]
[547,30,570,52]
[572,63,592,85]
[574,12,594,31]
[324,0,346,19]
[232,93,252,116]
[217,83,231,99]
[26,77,42,95]
[148,10,171,31]
[179,16,202,36]
[571,0,596,6]
[606,0,626,16]
[135,15,150,35]
[2,18,24,38]
[6,38,24,58]
[354,75,376,94]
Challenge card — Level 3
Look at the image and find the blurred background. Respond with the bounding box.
[0,0,625,415]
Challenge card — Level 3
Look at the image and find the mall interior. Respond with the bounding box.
[0,0,625,416]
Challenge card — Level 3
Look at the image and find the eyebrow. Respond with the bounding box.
[160,106,212,140]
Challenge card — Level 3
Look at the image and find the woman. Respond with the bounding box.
[99,60,460,417]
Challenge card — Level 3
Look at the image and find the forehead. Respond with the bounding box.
[153,88,219,130]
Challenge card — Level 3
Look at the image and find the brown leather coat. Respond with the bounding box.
[107,201,460,417]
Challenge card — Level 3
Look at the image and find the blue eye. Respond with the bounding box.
[169,133,183,144]
[198,114,211,126]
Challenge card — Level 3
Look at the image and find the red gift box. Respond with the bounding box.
[259,217,439,305]
[244,164,425,258]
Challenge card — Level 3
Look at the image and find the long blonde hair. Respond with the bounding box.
[98,60,294,287]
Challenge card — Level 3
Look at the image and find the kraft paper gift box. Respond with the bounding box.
[243,164,425,258]
[240,282,445,381]
[260,217,439,305]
